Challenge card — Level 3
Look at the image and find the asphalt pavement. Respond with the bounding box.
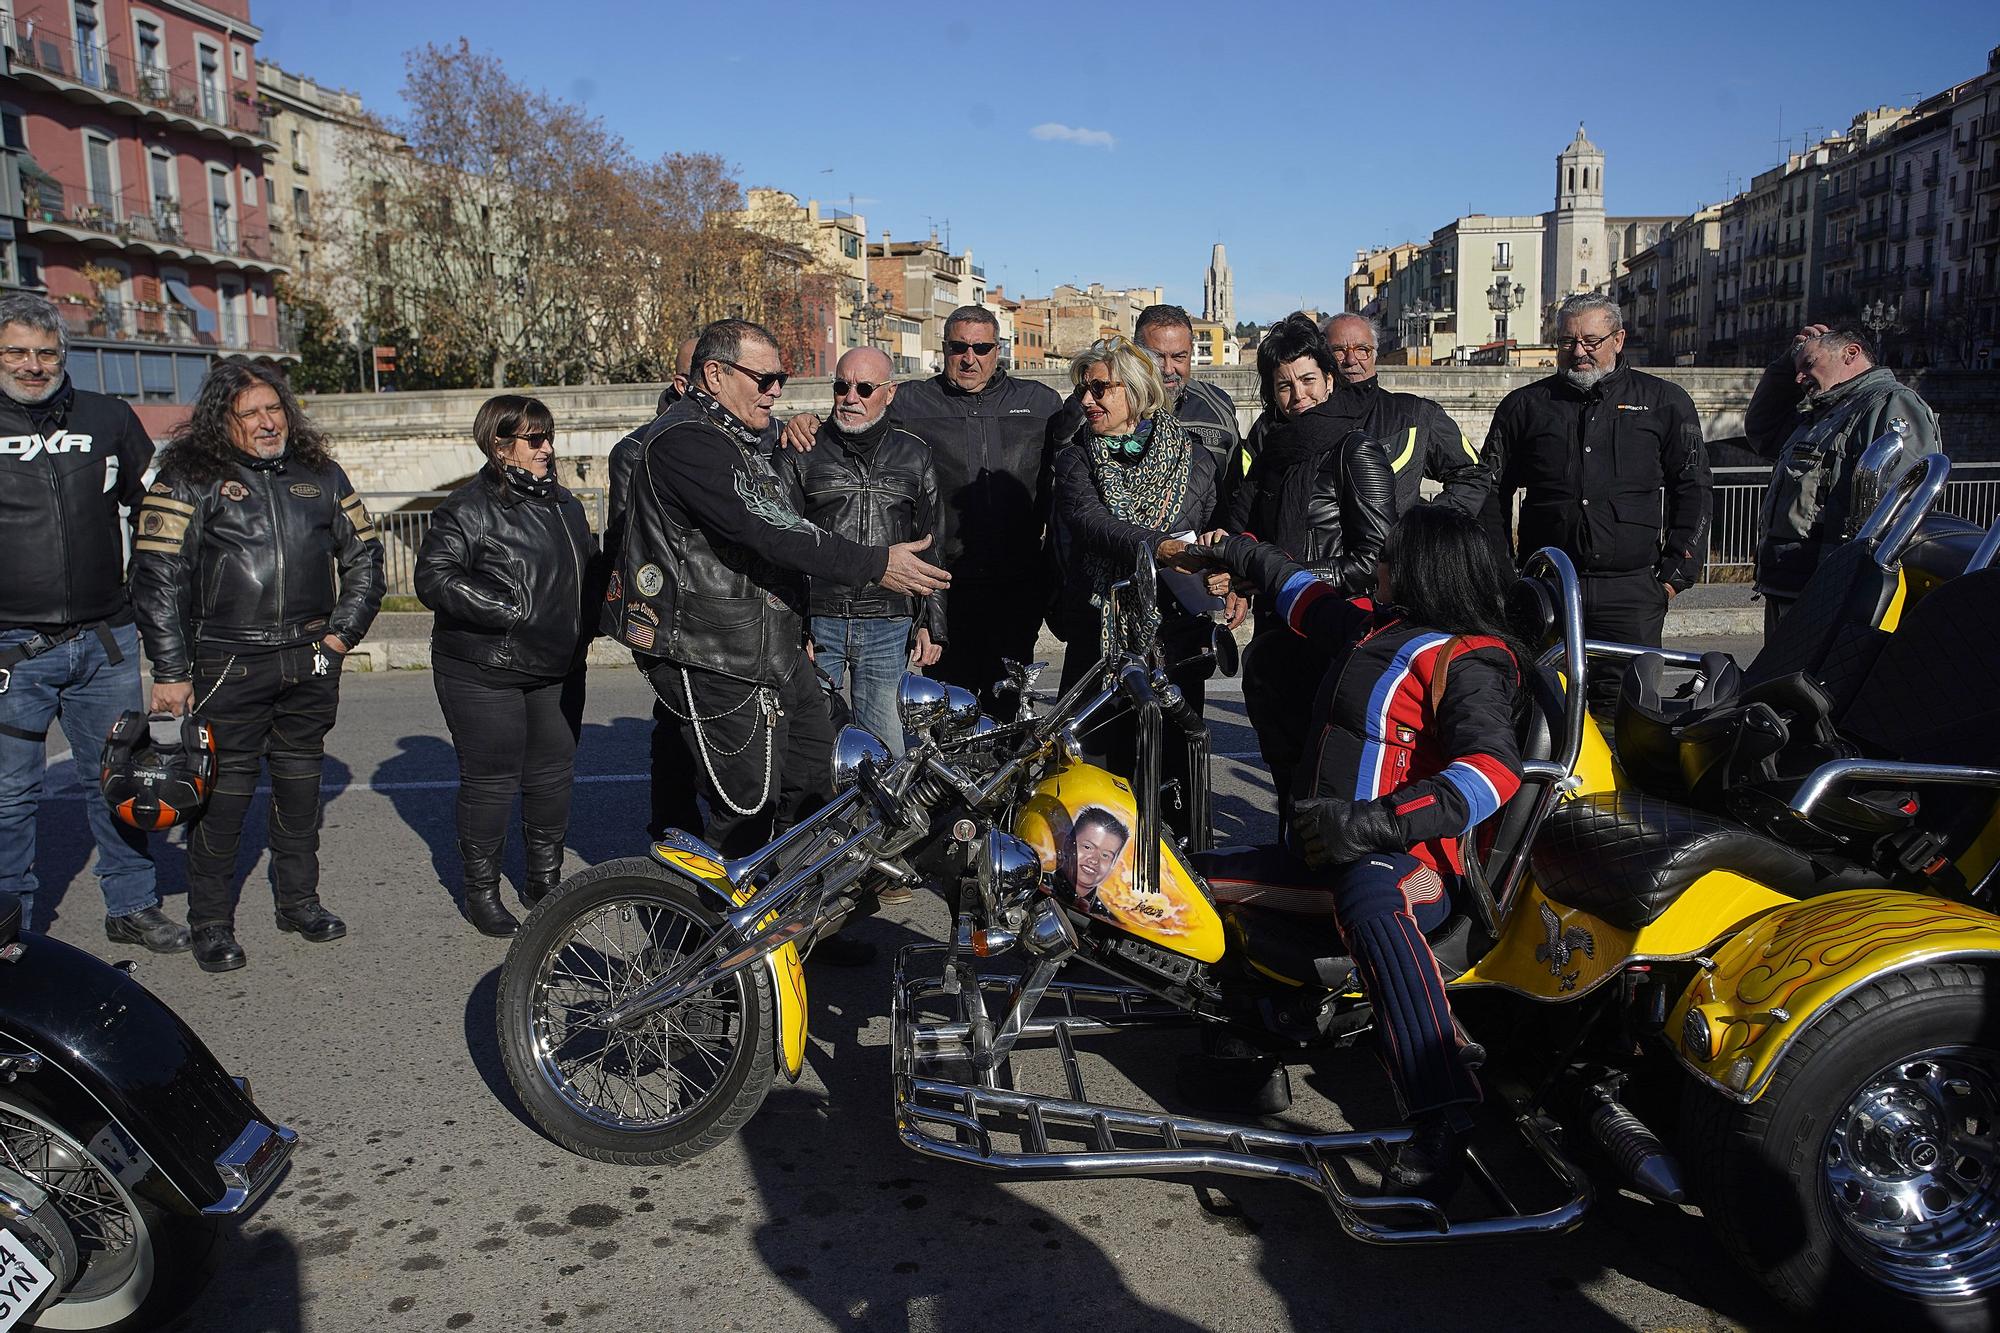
[27,645,1785,1333]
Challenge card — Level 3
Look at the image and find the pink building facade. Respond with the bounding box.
[1,0,290,432]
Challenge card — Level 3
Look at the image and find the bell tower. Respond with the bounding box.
[1544,122,1610,317]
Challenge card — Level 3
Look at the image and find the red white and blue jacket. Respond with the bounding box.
[1220,534,1523,875]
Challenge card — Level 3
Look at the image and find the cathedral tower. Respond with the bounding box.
[1543,123,1610,316]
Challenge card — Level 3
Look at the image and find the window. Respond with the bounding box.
[176,356,205,401]
[134,17,164,95]
[0,107,24,151]
[140,352,175,402]
[84,132,118,216]
[73,1,103,87]
[16,246,43,288]
[148,151,175,212]
[292,187,311,228]
[102,351,139,398]
[231,46,246,79]
[217,277,243,345]
[197,45,222,123]
[208,167,232,251]
[1495,241,1512,269]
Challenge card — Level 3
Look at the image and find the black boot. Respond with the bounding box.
[191,924,246,973]
[275,899,347,943]
[1385,1111,1470,1204]
[521,824,566,906]
[1176,1030,1293,1115]
[459,839,517,937]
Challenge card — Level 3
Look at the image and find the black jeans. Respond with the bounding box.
[935,577,1046,717]
[646,653,834,858]
[1241,623,1325,833]
[648,696,703,840]
[185,641,342,929]
[1580,569,1671,715]
[433,666,585,854]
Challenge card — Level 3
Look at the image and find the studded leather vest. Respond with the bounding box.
[615,405,805,687]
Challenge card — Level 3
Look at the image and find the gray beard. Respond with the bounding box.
[1560,364,1613,391]
[2,376,61,406]
[830,412,884,436]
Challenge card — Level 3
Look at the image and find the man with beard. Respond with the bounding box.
[1744,323,1939,634]
[778,347,945,757]
[1321,313,1488,517]
[0,292,185,947]
[1481,294,1709,705]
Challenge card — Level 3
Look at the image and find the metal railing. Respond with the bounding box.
[1704,464,2000,581]
[23,173,278,263]
[364,489,611,597]
[1,15,273,141]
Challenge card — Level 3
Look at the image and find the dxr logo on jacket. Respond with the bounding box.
[0,430,95,461]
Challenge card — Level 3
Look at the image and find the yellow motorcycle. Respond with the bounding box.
[496,486,2000,1326]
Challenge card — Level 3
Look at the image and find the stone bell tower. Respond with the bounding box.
[1544,123,1610,316]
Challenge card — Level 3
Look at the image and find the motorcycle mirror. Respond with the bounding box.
[1211,623,1240,678]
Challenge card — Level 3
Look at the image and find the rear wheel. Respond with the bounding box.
[1682,962,2000,1329]
[497,858,775,1164]
[0,1093,219,1331]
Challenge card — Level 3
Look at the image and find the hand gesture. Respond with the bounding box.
[781,413,821,452]
[1221,590,1249,630]
[880,534,951,597]
[151,680,194,716]
[909,627,942,668]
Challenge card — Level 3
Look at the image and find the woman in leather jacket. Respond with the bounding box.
[1216,313,1395,824]
[1183,504,1526,1201]
[1049,336,1220,840]
[417,395,599,937]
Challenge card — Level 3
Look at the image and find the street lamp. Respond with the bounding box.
[1862,298,1899,363]
[1398,298,1435,357]
[1487,278,1526,348]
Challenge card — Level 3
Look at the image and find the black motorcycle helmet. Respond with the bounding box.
[100,711,217,831]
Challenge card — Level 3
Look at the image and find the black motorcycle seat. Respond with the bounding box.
[0,893,18,947]
[1532,791,1822,931]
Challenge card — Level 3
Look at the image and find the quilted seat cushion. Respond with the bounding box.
[1530,791,1820,930]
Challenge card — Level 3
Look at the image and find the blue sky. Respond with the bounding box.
[260,2,1996,322]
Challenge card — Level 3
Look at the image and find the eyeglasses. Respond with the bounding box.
[1080,380,1124,401]
[945,340,997,357]
[504,432,554,448]
[1554,333,1618,352]
[0,346,64,367]
[832,379,886,399]
[1328,344,1377,358]
[720,360,789,394]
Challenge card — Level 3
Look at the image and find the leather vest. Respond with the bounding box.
[615,409,804,687]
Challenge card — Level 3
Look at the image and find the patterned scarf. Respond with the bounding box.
[687,386,768,452]
[1084,412,1193,659]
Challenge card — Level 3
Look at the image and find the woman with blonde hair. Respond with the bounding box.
[417,395,599,936]
[1048,336,1219,837]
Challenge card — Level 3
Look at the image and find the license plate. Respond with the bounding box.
[0,1228,57,1332]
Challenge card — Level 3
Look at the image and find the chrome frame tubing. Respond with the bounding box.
[1969,519,2000,575]
[1789,758,2000,820]
[1852,450,1950,563]
[1847,419,1911,539]
[1490,548,1586,919]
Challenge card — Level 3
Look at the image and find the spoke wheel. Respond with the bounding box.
[499,858,775,1164]
[0,1093,219,1332]
[1822,1048,2000,1298]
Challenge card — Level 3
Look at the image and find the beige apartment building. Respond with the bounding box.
[866,233,983,370]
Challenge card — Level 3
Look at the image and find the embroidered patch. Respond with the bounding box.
[635,564,665,598]
[219,480,250,502]
[604,569,622,603]
[149,480,173,495]
[289,482,322,498]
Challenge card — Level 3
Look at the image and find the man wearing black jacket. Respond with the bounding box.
[0,293,185,947]
[1323,313,1488,517]
[612,320,949,864]
[1481,294,1709,705]
[133,360,384,972]
[778,348,944,757]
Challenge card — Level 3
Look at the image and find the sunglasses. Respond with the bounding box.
[832,379,886,399]
[504,432,554,448]
[945,340,997,356]
[721,360,789,393]
[1081,380,1123,401]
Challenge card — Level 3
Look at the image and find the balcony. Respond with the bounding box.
[1889,217,1909,242]
[0,21,275,152]
[1905,263,1935,287]
[1978,220,2000,247]
[1492,254,1513,271]
[1916,215,1939,237]
[22,174,286,273]
[1960,137,1982,163]
[1823,185,1856,213]
[1856,215,1889,241]
[1777,234,1807,258]
[1981,166,2000,193]
[1922,164,1941,188]
[1715,295,1739,314]
[55,302,294,356]
[1744,281,1773,301]
[1859,170,1893,197]
[1666,312,1695,330]
[1823,238,1854,264]
[1948,235,1970,262]
[1894,171,1912,195]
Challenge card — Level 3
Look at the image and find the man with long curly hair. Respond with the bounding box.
[131,359,384,973]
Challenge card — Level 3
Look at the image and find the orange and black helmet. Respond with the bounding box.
[100,711,217,831]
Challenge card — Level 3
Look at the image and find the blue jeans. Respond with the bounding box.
[0,623,157,925]
[811,616,910,756]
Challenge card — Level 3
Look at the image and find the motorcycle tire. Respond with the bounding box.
[1680,961,2000,1330]
[0,1091,221,1332]
[497,858,776,1165]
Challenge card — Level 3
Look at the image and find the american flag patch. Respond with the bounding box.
[626,621,655,650]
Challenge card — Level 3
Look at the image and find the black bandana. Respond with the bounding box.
[497,461,555,498]
[688,387,768,452]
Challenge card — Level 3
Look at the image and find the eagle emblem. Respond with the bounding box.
[1535,901,1594,990]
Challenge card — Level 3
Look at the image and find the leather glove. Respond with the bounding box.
[1289,796,1405,870]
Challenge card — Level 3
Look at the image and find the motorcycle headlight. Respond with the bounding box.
[940,684,980,736]
[984,829,1043,905]
[898,675,949,732]
[831,725,891,793]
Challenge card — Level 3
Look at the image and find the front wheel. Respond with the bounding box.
[1682,962,2000,1329]
[496,858,775,1164]
[0,1093,220,1331]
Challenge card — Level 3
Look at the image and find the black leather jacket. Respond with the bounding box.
[417,465,598,677]
[1221,399,1396,606]
[131,448,385,683]
[777,416,946,640]
[888,370,1062,581]
[0,377,155,628]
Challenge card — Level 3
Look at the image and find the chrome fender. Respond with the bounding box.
[1668,889,2000,1102]
[648,846,809,1083]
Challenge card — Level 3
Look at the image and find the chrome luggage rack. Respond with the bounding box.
[891,944,1591,1243]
